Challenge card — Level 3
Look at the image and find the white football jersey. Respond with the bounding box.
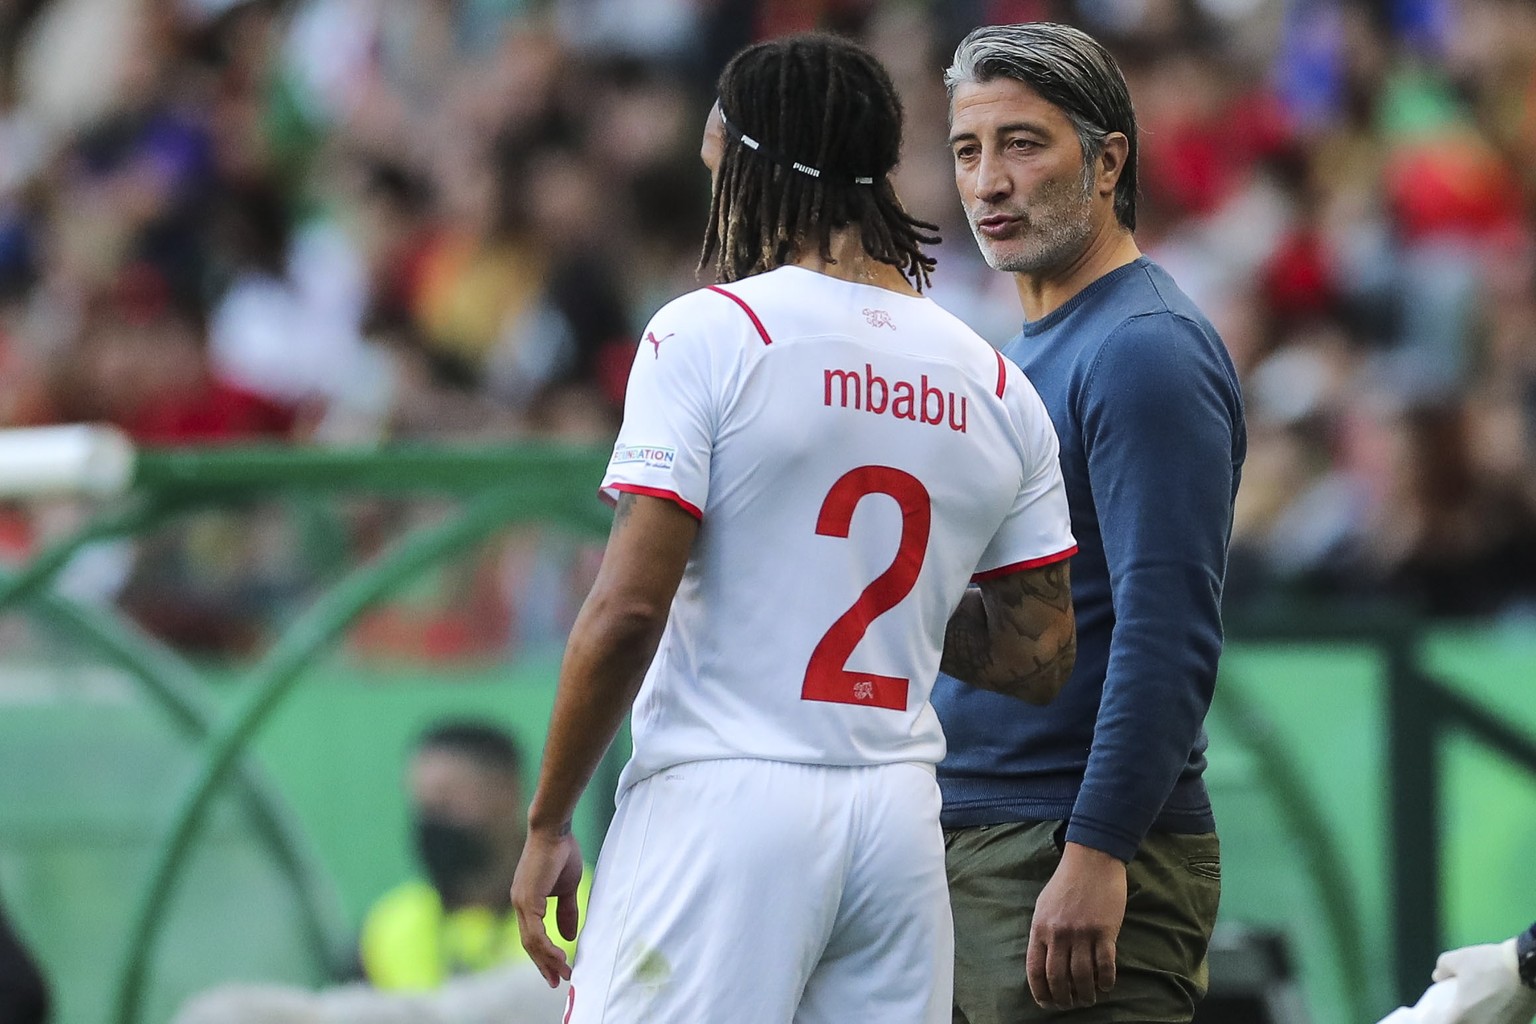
[601,265,1075,792]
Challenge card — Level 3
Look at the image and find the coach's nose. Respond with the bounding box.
[971,144,1013,205]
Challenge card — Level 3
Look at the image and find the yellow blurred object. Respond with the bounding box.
[414,233,546,367]
[359,872,590,992]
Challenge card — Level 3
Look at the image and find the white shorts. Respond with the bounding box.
[567,758,953,1024]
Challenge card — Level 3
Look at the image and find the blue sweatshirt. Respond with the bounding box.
[933,257,1246,863]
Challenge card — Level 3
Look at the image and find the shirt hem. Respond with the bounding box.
[600,482,704,520]
[972,544,1078,581]
[938,777,1214,835]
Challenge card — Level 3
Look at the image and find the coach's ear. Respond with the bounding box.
[1094,133,1129,202]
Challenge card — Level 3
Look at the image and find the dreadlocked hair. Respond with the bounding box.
[699,34,940,290]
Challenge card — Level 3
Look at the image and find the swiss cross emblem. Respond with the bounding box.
[853,680,876,701]
[863,308,894,330]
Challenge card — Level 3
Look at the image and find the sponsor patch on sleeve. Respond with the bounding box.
[610,444,677,471]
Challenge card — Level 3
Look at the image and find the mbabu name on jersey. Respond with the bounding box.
[822,363,968,433]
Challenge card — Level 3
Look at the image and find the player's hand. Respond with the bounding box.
[1027,840,1126,1010]
[1427,938,1536,1024]
[511,826,585,987]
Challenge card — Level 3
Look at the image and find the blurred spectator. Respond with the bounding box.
[1357,399,1536,616]
[0,0,1531,658]
[21,257,291,445]
[356,721,589,991]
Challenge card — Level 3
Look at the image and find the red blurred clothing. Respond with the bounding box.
[1387,137,1526,242]
[124,377,295,444]
[1142,88,1295,219]
[1263,228,1337,321]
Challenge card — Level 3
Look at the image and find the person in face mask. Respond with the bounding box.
[357,721,591,991]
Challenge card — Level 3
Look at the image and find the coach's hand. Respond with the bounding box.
[512,826,585,987]
[1027,841,1127,1009]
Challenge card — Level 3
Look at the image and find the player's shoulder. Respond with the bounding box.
[642,282,774,354]
[647,285,739,329]
[992,353,1056,452]
[696,268,803,335]
[928,307,1022,404]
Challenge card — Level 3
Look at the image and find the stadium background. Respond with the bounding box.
[0,0,1533,1021]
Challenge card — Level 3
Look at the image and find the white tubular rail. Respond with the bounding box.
[0,425,137,498]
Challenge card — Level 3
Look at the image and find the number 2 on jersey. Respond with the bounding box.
[803,466,931,711]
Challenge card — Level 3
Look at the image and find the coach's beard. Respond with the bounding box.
[973,180,1096,277]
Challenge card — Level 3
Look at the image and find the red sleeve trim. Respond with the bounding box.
[605,483,704,521]
[706,285,773,346]
[971,544,1077,582]
[994,350,1007,399]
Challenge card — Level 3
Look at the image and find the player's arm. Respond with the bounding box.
[511,492,699,986]
[940,560,1076,704]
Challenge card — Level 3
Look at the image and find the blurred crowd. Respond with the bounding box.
[0,0,1533,657]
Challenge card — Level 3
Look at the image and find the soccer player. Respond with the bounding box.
[935,22,1247,1024]
[510,33,1078,1024]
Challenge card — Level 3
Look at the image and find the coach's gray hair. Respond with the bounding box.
[945,22,1139,230]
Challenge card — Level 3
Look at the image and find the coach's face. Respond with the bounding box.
[949,77,1105,276]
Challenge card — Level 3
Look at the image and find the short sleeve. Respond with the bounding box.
[972,362,1076,579]
[599,302,718,520]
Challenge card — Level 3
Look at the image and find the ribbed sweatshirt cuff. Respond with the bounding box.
[1067,786,1165,863]
[1062,819,1141,864]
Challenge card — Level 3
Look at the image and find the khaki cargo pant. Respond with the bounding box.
[946,821,1221,1024]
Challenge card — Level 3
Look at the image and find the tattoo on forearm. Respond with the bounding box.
[611,493,638,530]
[941,562,1076,703]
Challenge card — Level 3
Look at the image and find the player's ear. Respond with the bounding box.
[702,102,727,182]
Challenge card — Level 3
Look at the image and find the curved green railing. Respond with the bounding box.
[114,489,523,1021]
[0,497,182,612]
[0,439,1401,1024]
[1209,684,1372,1024]
[102,446,612,1024]
[0,569,348,980]
[0,441,609,1024]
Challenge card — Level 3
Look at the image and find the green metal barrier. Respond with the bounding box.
[114,488,527,1020]
[1208,682,1372,1024]
[0,442,611,1024]
[1225,604,1490,1007]
[0,568,347,987]
[0,438,1527,1024]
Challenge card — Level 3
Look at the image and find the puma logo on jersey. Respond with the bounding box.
[647,331,674,358]
[863,308,894,330]
[823,364,968,433]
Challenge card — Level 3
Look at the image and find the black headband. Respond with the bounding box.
[719,109,876,186]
